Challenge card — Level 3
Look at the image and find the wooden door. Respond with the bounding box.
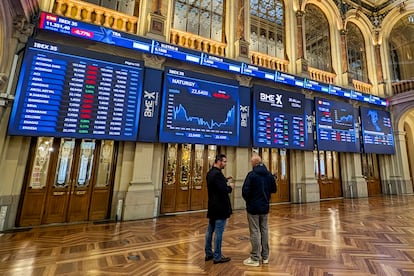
[160,144,215,213]
[256,148,290,203]
[316,151,342,199]
[18,138,116,226]
[43,138,77,224]
[89,140,116,220]
[66,139,96,222]
[362,153,382,196]
[18,137,55,226]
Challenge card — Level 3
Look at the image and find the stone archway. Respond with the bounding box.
[388,92,414,194]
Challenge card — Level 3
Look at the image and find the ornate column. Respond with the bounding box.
[387,130,413,194]
[0,16,34,120]
[340,29,351,86]
[152,0,161,14]
[235,0,249,61]
[374,44,384,83]
[123,54,166,221]
[295,10,308,76]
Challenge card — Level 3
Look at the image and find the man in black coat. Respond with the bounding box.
[242,154,277,266]
[204,154,234,264]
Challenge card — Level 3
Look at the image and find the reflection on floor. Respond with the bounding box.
[2,196,414,275]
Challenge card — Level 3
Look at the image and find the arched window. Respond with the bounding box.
[250,0,284,59]
[304,4,331,72]
[346,22,368,83]
[173,0,224,42]
[389,15,414,82]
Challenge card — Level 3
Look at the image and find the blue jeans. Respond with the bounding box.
[205,218,227,260]
[247,213,269,261]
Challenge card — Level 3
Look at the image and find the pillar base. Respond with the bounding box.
[234,39,250,63]
[123,180,156,221]
[146,12,166,41]
[296,58,309,77]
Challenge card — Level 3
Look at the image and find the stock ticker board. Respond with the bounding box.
[8,39,143,141]
[159,68,240,146]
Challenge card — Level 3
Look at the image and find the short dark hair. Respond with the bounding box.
[215,154,227,163]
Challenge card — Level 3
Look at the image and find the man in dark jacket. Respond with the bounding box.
[205,154,234,264]
[242,154,277,266]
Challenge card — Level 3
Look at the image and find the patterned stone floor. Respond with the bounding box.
[2,195,414,275]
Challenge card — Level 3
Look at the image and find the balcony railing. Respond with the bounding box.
[308,67,336,84]
[352,79,372,94]
[392,80,414,95]
[170,29,226,57]
[52,0,138,34]
[250,51,289,72]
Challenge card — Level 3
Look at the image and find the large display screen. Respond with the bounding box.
[315,98,359,152]
[159,68,241,146]
[8,39,143,141]
[360,107,395,154]
[253,85,312,150]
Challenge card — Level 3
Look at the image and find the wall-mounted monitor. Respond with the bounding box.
[8,39,144,141]
[253,85,312,150]
[360,107,395,154]
[315,98,359,152]
[159,68,245,146]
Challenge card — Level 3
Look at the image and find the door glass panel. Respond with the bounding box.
[207,145,217,167]
[262,148,270,168]
[326,151,333,179]
[76,140,96,187]
[280,149,287,179]
[319,151,326,176]
[165,143,178,185]
[180,144,191,190]
[95,140,114,187]
[271,148,278,175]
[313,150,319,176]
[29,137,54,189]
[54,139,75,187]
[193,144,204,189]
[333,151,339,179]
[372,154,379,178]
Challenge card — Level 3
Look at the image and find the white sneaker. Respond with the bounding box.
[262,258,269,264]
[243,257,260,267]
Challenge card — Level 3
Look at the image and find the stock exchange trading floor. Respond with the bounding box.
[1,196,414,275]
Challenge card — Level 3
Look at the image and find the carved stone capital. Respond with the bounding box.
[235,75,252,87]
[303,89,314,98]
[348,99,360,108]
[296,10,305,17]
[143,54,166,69]
[13,16,34,43]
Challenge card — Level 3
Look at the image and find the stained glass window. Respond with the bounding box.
[304,4,332,72]
[173,0,224,41]
[250,0,284,58]
[346,22,368,83]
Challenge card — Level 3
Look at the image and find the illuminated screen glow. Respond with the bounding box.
[159,68,241,146]
[8,39,143,141]
[360,106,395,154]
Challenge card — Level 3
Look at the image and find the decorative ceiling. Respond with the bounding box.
[341,0,407,14]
